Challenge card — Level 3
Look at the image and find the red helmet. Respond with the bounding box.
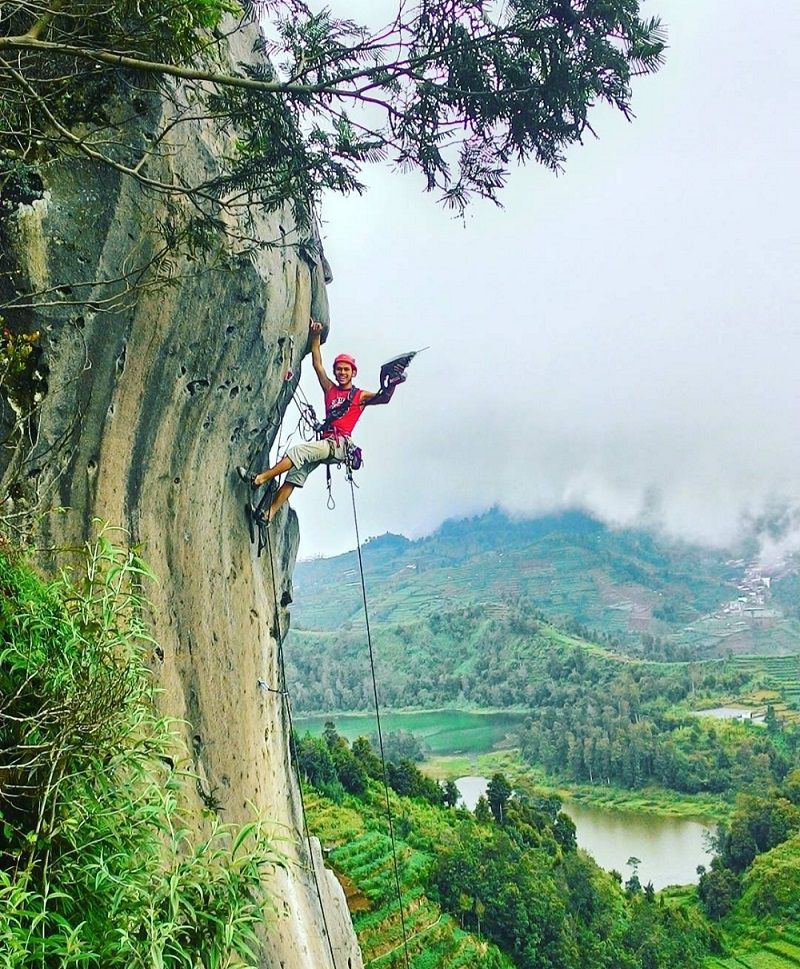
[333,353,357,376]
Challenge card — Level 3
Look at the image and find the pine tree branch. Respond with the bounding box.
[0,35,343,96]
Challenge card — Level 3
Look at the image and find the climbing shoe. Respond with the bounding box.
[236,465,257,487]
[255,509,271,557]
[246,499,272,552]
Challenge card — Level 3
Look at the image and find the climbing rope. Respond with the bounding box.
[242,373,342,969]
[263,523,342,969]
[290,384,319,441]
[242,357,410,968]
[348,476,412,969]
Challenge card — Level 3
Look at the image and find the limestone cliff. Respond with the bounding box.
[0,27,362,969]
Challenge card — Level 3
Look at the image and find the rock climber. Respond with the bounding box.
[237,319,402,527]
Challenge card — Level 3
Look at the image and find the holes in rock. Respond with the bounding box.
[115,344,126,375]
[225,325,236,335]
[86,458,97,473]
[230,426,242,444]
[173,476,180,485]
[192,734,203,755]
[201,418,211,430]
[185,378,210,395]
[229,385,239,399]
[179,364,187,376]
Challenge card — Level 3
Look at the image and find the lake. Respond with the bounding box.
[455,776,714,890]
[295,710,717,889]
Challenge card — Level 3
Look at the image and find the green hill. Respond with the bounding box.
[302,754,710,969]
[291,509,800,659]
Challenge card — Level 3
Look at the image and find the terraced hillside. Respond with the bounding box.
[292,510,800,660]
[307,794,513,968]
[732,655,800,724]
[707,927,800,968]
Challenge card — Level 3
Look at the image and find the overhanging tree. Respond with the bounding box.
[1,0,666,226]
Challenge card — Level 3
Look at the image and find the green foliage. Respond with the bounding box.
[2,1,666,229]
[0,321,40,406]
[0,0,239,175]
[0,533,284,967]
[715,793,800,874]
[433,808,706,969]
[486,772,512,822]
[520,673,798,797]
[296,722,448,807]
[696,770,800,955]
[376,728,427,764]
[386,759,445,805]
[697,866,740,921]
[304,762,711,969]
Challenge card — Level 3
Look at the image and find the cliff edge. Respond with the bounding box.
[0,25,362,969]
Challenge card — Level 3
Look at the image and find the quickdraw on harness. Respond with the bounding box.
[292,386,363,509]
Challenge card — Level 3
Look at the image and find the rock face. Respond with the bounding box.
[0,28,362,969]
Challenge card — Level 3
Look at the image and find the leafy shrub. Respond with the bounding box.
[740,833,800,920]
[0,531,284,967]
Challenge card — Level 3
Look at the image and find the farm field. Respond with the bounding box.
[703,906,800,968]
[293,709,529,756]
[292,509,800,659]
[732,654,800,724]
[307,793,514,968]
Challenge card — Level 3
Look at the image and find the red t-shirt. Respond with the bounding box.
[322,386,365,438]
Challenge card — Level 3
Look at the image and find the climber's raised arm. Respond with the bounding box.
[309,319,333,393]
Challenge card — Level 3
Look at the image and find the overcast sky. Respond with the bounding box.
[283,0,800,560]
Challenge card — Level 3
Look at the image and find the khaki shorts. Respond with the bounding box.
[285,437,349,487]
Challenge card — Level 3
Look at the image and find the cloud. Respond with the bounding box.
[290,0,800,560]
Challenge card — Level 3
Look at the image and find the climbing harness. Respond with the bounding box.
[306,386,358,439]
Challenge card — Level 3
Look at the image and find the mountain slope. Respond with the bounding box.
[291,509,800,659]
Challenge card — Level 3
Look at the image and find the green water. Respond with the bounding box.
[292,709,529,755]
[456,777,714,889]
